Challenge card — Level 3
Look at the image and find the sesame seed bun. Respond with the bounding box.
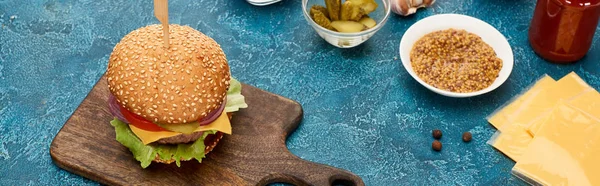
[106,24,230,124]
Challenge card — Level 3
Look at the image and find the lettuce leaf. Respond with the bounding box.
[225,78,248,112]
[111,119,216,168]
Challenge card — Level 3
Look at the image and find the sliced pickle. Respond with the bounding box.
[325,0,342,21]
[349,0,378,14]
[330,21,367,33]
[310,5,329,19]
[341,1,365,21]
[312,11,335,30]
[340,1,353,21]
[156,121,201,134]
[358,16,376,28]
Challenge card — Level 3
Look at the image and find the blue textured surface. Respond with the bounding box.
[1,0,599,185]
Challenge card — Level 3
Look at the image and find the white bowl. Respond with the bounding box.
[399,14,514,98]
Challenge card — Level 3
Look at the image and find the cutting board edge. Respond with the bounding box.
[247,84,305,137]
[50,144,122,186]
[49,75,112,184]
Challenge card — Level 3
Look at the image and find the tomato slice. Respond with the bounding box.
[119,105,169,132]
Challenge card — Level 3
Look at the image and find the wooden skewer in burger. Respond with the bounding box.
[106,0,247,168]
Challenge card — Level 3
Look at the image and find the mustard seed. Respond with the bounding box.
[410,29,503,93]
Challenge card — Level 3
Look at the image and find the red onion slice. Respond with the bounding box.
[108,94,129,123]
[198,99,226,126]
[109,93,224,126]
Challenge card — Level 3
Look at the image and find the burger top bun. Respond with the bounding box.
[107,24,230,124]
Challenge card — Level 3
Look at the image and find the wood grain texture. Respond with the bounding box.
[50,75,364,186]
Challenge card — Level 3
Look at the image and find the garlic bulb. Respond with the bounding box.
[391,0,436,16]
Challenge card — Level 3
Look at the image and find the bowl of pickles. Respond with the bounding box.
[302,0,391,48]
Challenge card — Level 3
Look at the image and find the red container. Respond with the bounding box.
[529,0,600,63]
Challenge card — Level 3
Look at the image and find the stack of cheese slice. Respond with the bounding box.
[487,72,600,186]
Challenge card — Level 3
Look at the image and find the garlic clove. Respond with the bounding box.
[391,0,435,16]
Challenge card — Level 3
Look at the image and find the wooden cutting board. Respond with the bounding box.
[50,75,364,186]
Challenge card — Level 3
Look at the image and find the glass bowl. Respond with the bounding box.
[246,0,281,6]
[302,0,391,48]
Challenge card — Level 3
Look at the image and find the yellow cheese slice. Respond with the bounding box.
[129,126,180,145]
[487,75,554,162]
[567,90,600,118]
[490,125,532,162]
[130,111,232,145]
[512,103,600,186]
[526,72,594,136]
[528,90,600,136]
[488,75,555,130]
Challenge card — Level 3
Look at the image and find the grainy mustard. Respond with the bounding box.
[410,29,503,93]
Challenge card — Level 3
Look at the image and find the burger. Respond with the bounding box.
[106,24,247,168]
